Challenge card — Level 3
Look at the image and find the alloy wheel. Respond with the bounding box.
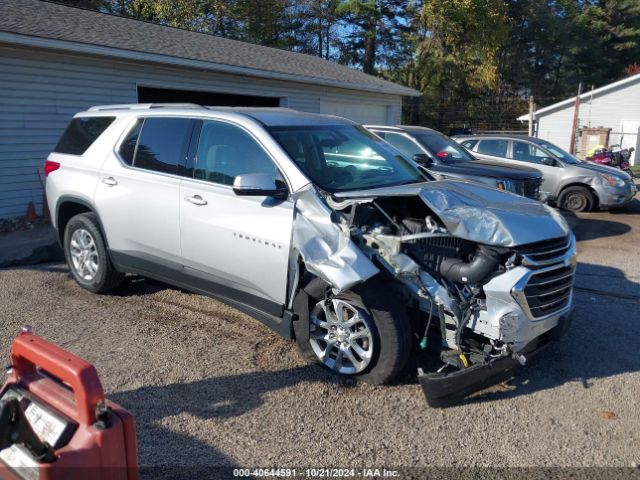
[69,228,99,281]
[309,298,374,375]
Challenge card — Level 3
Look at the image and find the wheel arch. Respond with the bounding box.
[55,196,110,248]
[556,182,599,210]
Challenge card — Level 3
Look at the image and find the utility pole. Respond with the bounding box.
[569,83,582,155]
[528,96,535,137]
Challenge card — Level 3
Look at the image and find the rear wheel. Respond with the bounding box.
[64,213,124,293]
[558,186,594,212]
[296,281,411,385]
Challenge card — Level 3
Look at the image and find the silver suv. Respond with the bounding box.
[46,105,576,406]
[454,135,637,212]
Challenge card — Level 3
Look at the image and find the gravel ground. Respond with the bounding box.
[0,200,639,474]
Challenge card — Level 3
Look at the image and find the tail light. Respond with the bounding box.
[436,151,449,158]
[44,160,60,177]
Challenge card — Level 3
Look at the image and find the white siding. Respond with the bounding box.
[0,44,402,219]
[536,80,640,161]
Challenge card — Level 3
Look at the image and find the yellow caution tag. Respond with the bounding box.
[459,353,469,368]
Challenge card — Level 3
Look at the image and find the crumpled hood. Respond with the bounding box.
[332,180,570,247]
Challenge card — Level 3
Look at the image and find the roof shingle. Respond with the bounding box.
[0,0,418,96]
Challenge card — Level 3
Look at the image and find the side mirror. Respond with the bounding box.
[412,153,434,167]
[541,157,557,167]
[233,173,288,199]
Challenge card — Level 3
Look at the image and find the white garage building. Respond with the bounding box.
[518,73,640,165]
[0,0,418,219]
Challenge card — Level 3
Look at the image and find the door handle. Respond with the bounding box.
[101,176,118,186]
[184,194,208,206]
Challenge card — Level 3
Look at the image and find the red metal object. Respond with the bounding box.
[0,332,138,480]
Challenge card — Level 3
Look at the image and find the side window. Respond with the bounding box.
[118,119,143,166]
[133,118,193,174]
[54,116,115,155]
[193,120,276,186]
[382,132,423,158]
[512,141,549,164]
[460,139,478,150]
[477,139,508,158]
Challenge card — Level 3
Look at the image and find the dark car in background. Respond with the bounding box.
[366,126,543,200]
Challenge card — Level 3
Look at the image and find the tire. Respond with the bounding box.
[558,186,594,213]
[63,213,124,293]
[296,280,412,385]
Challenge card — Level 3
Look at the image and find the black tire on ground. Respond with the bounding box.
[558,186,595,213]
[63,213,124,293]
[296,280,412,385]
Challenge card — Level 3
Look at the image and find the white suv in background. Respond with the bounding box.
[46,105,576,406]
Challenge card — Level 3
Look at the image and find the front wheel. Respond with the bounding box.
[558,186,594,212]
[296,281,412,385]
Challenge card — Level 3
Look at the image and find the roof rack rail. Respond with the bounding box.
[88,103,205,111]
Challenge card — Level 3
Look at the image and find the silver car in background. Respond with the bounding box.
[454,135,637,212]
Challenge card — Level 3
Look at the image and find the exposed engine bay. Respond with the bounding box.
[292,180,577,406]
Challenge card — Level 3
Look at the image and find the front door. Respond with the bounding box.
[509,140,562,198]
[179,119,294,310]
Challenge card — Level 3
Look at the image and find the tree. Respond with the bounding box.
[403,0,511,129]
[336,0,408,74]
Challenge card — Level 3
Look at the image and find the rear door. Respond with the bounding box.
[179,119,294,310]
[95,116,195,268]
[473,138,511,164]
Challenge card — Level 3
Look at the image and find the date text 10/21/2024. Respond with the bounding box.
[233,469,401,478]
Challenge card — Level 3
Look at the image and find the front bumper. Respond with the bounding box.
[418,308,573,407]
[596,182,636,208]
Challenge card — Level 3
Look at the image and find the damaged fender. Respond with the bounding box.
[292,187,379,292]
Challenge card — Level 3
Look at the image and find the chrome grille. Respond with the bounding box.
[522,265,575,318]
[517,236,571,267]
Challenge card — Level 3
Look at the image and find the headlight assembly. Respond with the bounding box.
[497,179,516,193]
[600,173,625,188]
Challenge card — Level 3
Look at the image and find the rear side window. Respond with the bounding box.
[119,119,143,166]
[460,139,478,150]
[54,116,115,155]
[477,139,508,158]
[119,117,193,175]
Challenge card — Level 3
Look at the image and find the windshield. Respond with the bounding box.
[268,125,427,192]
[536,141,582,165]
[413,130,475,163]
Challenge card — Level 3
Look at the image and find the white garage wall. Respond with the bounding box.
[536,79,640,159]
[320,99,394,125]
[0,44,402,219]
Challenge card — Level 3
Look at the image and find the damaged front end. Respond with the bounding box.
[297,180,576,407]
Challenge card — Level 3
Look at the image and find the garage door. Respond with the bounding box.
[319,100,388,125]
